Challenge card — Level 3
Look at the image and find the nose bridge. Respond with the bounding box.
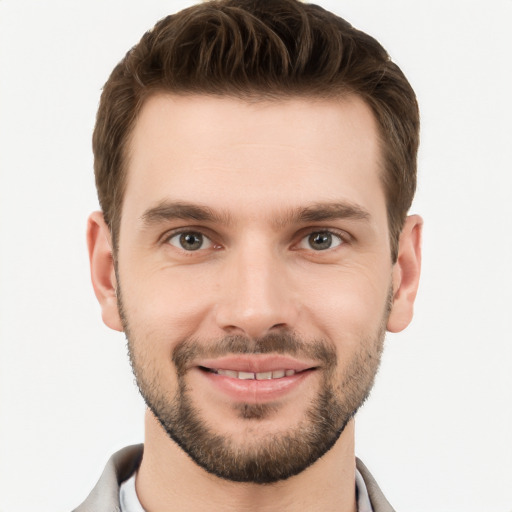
[215,234,297,338]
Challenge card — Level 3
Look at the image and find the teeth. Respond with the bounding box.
[215,369,297,380]
[256,371,272,380]
[220,369,238,378]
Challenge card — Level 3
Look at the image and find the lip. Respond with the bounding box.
[193,355,319,403]
[196,355,317,374]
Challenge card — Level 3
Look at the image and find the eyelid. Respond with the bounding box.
[161,227,217,250]
[293,227,352,250]
[158,226,351,251]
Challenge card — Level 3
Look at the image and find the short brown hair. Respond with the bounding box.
[93,0,419,261]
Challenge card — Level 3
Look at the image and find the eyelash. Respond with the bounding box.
[163,229,217,252]
[295,229,348,251]
[162,227,351,253]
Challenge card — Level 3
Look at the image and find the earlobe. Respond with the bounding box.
[387,215,423,333]
[87,211,123,332]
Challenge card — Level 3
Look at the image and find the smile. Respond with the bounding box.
[195,362,316,403]
[205,368,299,380]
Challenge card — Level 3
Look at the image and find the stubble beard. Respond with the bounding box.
[118,285,389,484]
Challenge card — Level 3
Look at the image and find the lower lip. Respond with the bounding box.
[197,368,315,403]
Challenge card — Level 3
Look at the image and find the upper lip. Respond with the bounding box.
[196,355,318,373]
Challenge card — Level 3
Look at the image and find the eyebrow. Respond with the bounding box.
[140,201,231,226]
[140,200,371,228]
[295,202,370,224]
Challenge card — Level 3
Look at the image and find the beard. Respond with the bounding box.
[118,286,389,484]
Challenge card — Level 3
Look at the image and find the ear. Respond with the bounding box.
[87,211,123,332]
[387,215,423,333]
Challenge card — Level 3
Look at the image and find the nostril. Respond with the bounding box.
[222,325,246,335]
[215,296,299,340]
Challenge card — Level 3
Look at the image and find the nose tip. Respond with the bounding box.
[214,250,298,339]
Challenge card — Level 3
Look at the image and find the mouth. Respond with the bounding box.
[193,355,319,403]
[200,367,304,380]
[201,367,306,380]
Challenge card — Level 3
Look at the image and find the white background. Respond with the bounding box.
[0,1,511,511]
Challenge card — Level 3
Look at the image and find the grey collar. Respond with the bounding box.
[74,444,395,512]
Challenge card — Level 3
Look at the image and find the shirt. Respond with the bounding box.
[119,468,374,512]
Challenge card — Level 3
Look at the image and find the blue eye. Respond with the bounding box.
[298,231,343,251]
[167,231,213,251]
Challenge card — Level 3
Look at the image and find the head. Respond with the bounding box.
[93,0,419,262]
[88,0,422,485]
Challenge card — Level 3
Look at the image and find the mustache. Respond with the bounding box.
[172,332,337,376]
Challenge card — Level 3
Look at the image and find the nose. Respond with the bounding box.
[214,240,299,339]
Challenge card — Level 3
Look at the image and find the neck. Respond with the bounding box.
[136,410,357,512]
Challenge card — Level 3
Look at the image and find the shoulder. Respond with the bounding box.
[356,458,396,512]
[73,444,144,512]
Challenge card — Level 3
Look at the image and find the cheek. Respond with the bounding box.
[119,262,218,341]
[297,263,390,341]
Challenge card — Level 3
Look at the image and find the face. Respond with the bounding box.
[112,94,397,483]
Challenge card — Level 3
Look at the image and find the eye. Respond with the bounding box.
[167,231,213,251]
[298,231,344,251]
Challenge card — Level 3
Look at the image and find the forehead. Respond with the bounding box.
[123,93,385,225]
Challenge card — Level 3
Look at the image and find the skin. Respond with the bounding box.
[88,94,422,512]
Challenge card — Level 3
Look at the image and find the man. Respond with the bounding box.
[78,0,422,510]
